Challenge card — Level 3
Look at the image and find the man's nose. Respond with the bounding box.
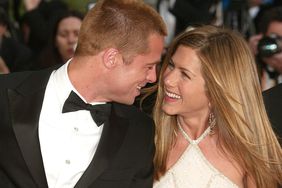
[147,67,157,83]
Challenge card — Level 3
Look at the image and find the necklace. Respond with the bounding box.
[177,121,211,145]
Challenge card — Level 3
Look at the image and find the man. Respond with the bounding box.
[0,0,167,187]
[263,83,282,145]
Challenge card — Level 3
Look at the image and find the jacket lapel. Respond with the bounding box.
[75,103,129,188]
[8,67,130,188]
[8,69,53,188]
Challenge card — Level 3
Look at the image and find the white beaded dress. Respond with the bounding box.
[153,125,239,188]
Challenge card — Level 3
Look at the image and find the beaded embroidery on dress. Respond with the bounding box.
[153,123,239,188]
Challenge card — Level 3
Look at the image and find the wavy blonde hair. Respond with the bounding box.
[153,25,282,187]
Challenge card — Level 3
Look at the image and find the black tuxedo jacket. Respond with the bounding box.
[0,68,155,188]
[263,83,282,144]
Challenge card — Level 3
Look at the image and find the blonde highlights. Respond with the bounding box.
[153,25,282,187]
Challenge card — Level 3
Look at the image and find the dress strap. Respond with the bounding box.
[178,122,211,145]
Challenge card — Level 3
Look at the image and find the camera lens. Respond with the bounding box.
[257,35,282,57]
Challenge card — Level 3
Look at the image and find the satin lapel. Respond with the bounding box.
[75,105,129,188]
[8,70,53,188]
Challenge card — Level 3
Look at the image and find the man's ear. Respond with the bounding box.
[102,48,120,69]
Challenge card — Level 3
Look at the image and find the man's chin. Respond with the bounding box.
[115,98,135,105]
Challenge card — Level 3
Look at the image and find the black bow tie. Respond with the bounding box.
[62,91,111,126]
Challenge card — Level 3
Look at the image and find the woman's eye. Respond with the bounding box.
[58,32,68,38]
[181,72,190,79]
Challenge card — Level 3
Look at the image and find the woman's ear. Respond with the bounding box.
[102,48,119,69]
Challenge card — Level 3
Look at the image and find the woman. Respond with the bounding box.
[32,10,84,69]
[153,25,282,188]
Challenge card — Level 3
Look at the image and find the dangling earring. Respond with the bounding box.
[208,112,216,135]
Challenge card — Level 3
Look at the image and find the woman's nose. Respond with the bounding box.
[164,70,177,87]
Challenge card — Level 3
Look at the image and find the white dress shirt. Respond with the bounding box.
[39,60,104,188]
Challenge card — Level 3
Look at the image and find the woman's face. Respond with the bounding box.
[162,45,209,117]
[55,16,82,62]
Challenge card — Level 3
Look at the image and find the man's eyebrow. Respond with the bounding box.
[148,61,160,65]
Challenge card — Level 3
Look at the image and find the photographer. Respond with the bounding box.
[249,6,282,90]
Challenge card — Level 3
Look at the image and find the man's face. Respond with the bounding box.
[264,21,282,73]
[108,33,164,105]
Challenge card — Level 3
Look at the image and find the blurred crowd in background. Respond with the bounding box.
[0,0,282,91]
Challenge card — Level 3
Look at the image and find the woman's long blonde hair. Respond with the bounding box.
[153,25,282,187]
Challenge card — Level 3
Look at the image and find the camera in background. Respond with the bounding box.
[257,34,282,58]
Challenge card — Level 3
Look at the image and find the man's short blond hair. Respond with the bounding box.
[75,0,167,61]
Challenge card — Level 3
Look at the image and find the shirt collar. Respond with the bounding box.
[53,59,105,108]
